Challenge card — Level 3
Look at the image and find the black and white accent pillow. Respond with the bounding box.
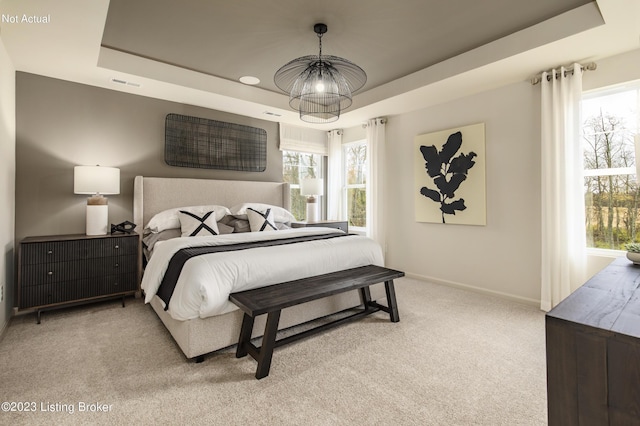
[246,208,277,232]
[178,210,220,237]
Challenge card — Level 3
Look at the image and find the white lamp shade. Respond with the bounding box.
[300,178,324,196]
[74,166,120,195]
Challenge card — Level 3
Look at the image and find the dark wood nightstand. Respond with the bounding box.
[18,233,141,323]
[291,220,348,233]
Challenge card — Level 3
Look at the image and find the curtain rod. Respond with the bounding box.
[362,117,387,128]
[530,62,597,85]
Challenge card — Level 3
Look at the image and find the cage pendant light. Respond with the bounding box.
[274,23,366,123]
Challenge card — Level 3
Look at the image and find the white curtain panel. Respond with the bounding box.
[366,118,387,254]
[540,63,587,311]
[327,129,345,220]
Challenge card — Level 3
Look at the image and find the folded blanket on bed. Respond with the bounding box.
[141,227,384,320]
[157,232,351,309]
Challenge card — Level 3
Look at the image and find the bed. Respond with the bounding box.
[133,176,387,360]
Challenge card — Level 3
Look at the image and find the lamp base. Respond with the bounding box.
[306,198,318,223]
[86,203,109,235]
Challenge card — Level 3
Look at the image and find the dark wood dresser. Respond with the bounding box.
[546,256,640,425]
[18,233,141,323]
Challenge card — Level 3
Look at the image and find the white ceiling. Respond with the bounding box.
[1,0,640,129]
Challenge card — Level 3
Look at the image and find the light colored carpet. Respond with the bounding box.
[0,278,547,425]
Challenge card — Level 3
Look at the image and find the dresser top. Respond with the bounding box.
[22,233,138,243]
[547,256,640,339]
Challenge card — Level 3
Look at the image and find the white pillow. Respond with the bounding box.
[178,210,220,237]
[146,205,230,233]
[230,203,295,223]
[246,208,278,232]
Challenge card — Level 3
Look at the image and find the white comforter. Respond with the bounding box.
[141,227,384,320]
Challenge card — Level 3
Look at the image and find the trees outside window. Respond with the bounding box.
[282,150,322,221]
[343,141,367,230]
[583,84,640,250]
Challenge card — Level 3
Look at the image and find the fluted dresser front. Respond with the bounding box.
[18,233,140,323]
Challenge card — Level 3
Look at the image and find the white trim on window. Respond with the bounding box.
[582,81,640,252]
[584,167,635,177]
[342,139,367,233]
[586,247,625,258]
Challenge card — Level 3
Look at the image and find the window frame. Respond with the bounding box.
[582,81,640,255]
[342,139,368,234]
[282,150,325,221]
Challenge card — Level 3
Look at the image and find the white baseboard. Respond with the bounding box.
[404,272,541,308]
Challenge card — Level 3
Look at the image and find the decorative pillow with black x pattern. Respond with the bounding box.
[178,210,220,237]
[246,207,278,232]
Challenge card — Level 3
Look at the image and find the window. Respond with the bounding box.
[583,83,640,251]
[343,140,367,232]
[282,150,323,221]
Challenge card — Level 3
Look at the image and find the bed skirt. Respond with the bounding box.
[149,283,387,359]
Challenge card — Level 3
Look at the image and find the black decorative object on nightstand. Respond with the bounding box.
[18,233,141,323]
[291,220,348,233]
[110,220,136,234]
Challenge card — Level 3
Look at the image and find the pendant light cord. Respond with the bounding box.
[317,29,324,79]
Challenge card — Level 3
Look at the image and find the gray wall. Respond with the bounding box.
[343,125,366,144]
[385,81,542,305]
[15,72,282,245]
[385,47,640,305]
[0,40,16,333]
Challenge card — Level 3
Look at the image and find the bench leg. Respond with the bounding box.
[359,286,372,309]
[255,310,281,380]
[236,313,255,358]
[384,280,400,322]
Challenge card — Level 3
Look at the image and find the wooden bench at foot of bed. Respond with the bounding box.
[229,264,404,379]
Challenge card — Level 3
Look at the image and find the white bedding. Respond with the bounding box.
[141,227,384,321]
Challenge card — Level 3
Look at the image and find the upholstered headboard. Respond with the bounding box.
[133,176,290,234]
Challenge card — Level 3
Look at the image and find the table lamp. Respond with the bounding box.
[300,178,323,222]
[74,165,120,235]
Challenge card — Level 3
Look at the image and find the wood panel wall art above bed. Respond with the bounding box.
[133,176,387,361]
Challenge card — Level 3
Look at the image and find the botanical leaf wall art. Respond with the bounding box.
[414,123,486,225]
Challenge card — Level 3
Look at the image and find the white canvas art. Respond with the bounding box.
[414,123,486,225]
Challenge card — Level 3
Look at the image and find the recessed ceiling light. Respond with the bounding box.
[239,76,260,85]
